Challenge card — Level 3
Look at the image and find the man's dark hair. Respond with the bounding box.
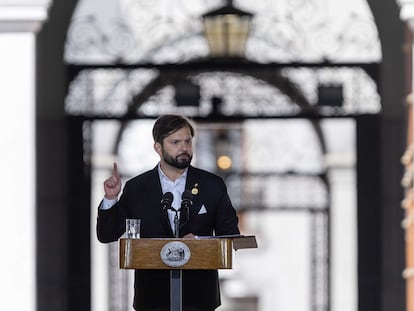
[152,115,195,144]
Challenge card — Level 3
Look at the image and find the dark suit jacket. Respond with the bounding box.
[97,165,240,311]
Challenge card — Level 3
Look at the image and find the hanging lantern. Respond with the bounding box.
[202,0,253,58]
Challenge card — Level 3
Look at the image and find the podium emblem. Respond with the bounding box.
[160,241,191,267]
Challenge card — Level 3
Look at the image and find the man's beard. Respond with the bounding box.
[162,149,192,169]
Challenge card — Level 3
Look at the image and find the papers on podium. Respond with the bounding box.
[194,234,258,250]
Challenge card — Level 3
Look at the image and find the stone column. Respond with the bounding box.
[0,1,52,310]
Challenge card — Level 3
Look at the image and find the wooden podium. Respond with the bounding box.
[119,236,257,311]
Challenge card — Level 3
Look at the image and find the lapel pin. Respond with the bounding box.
[191,183,199,195]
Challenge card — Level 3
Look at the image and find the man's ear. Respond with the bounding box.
[154,142,162,155]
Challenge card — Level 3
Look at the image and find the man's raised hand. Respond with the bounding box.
[103,162,121,200]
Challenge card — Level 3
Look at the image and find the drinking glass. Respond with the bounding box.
[126,218,141,239]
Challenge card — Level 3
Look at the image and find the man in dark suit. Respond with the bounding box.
[97,114,240,311]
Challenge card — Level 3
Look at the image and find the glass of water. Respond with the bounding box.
[126,218,141,239]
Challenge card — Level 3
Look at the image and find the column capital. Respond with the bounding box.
[398,0,414,30]
[0,0,53,32]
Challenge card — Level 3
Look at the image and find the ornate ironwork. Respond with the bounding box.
[65,66,380,116]
[65,0,380,64]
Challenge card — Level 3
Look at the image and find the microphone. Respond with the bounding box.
[181,190,193,209]
[160,192,173,211]
[180,190,193,226]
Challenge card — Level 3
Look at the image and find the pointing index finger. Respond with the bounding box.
[113,162,119,178]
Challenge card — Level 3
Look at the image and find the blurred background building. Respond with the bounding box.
[0,0,412,310]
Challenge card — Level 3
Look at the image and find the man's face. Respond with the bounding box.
[158,126,193,169]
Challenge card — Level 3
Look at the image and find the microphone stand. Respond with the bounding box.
[164,191,193,311]
[173,210,179,238]
[170,207,181,311]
